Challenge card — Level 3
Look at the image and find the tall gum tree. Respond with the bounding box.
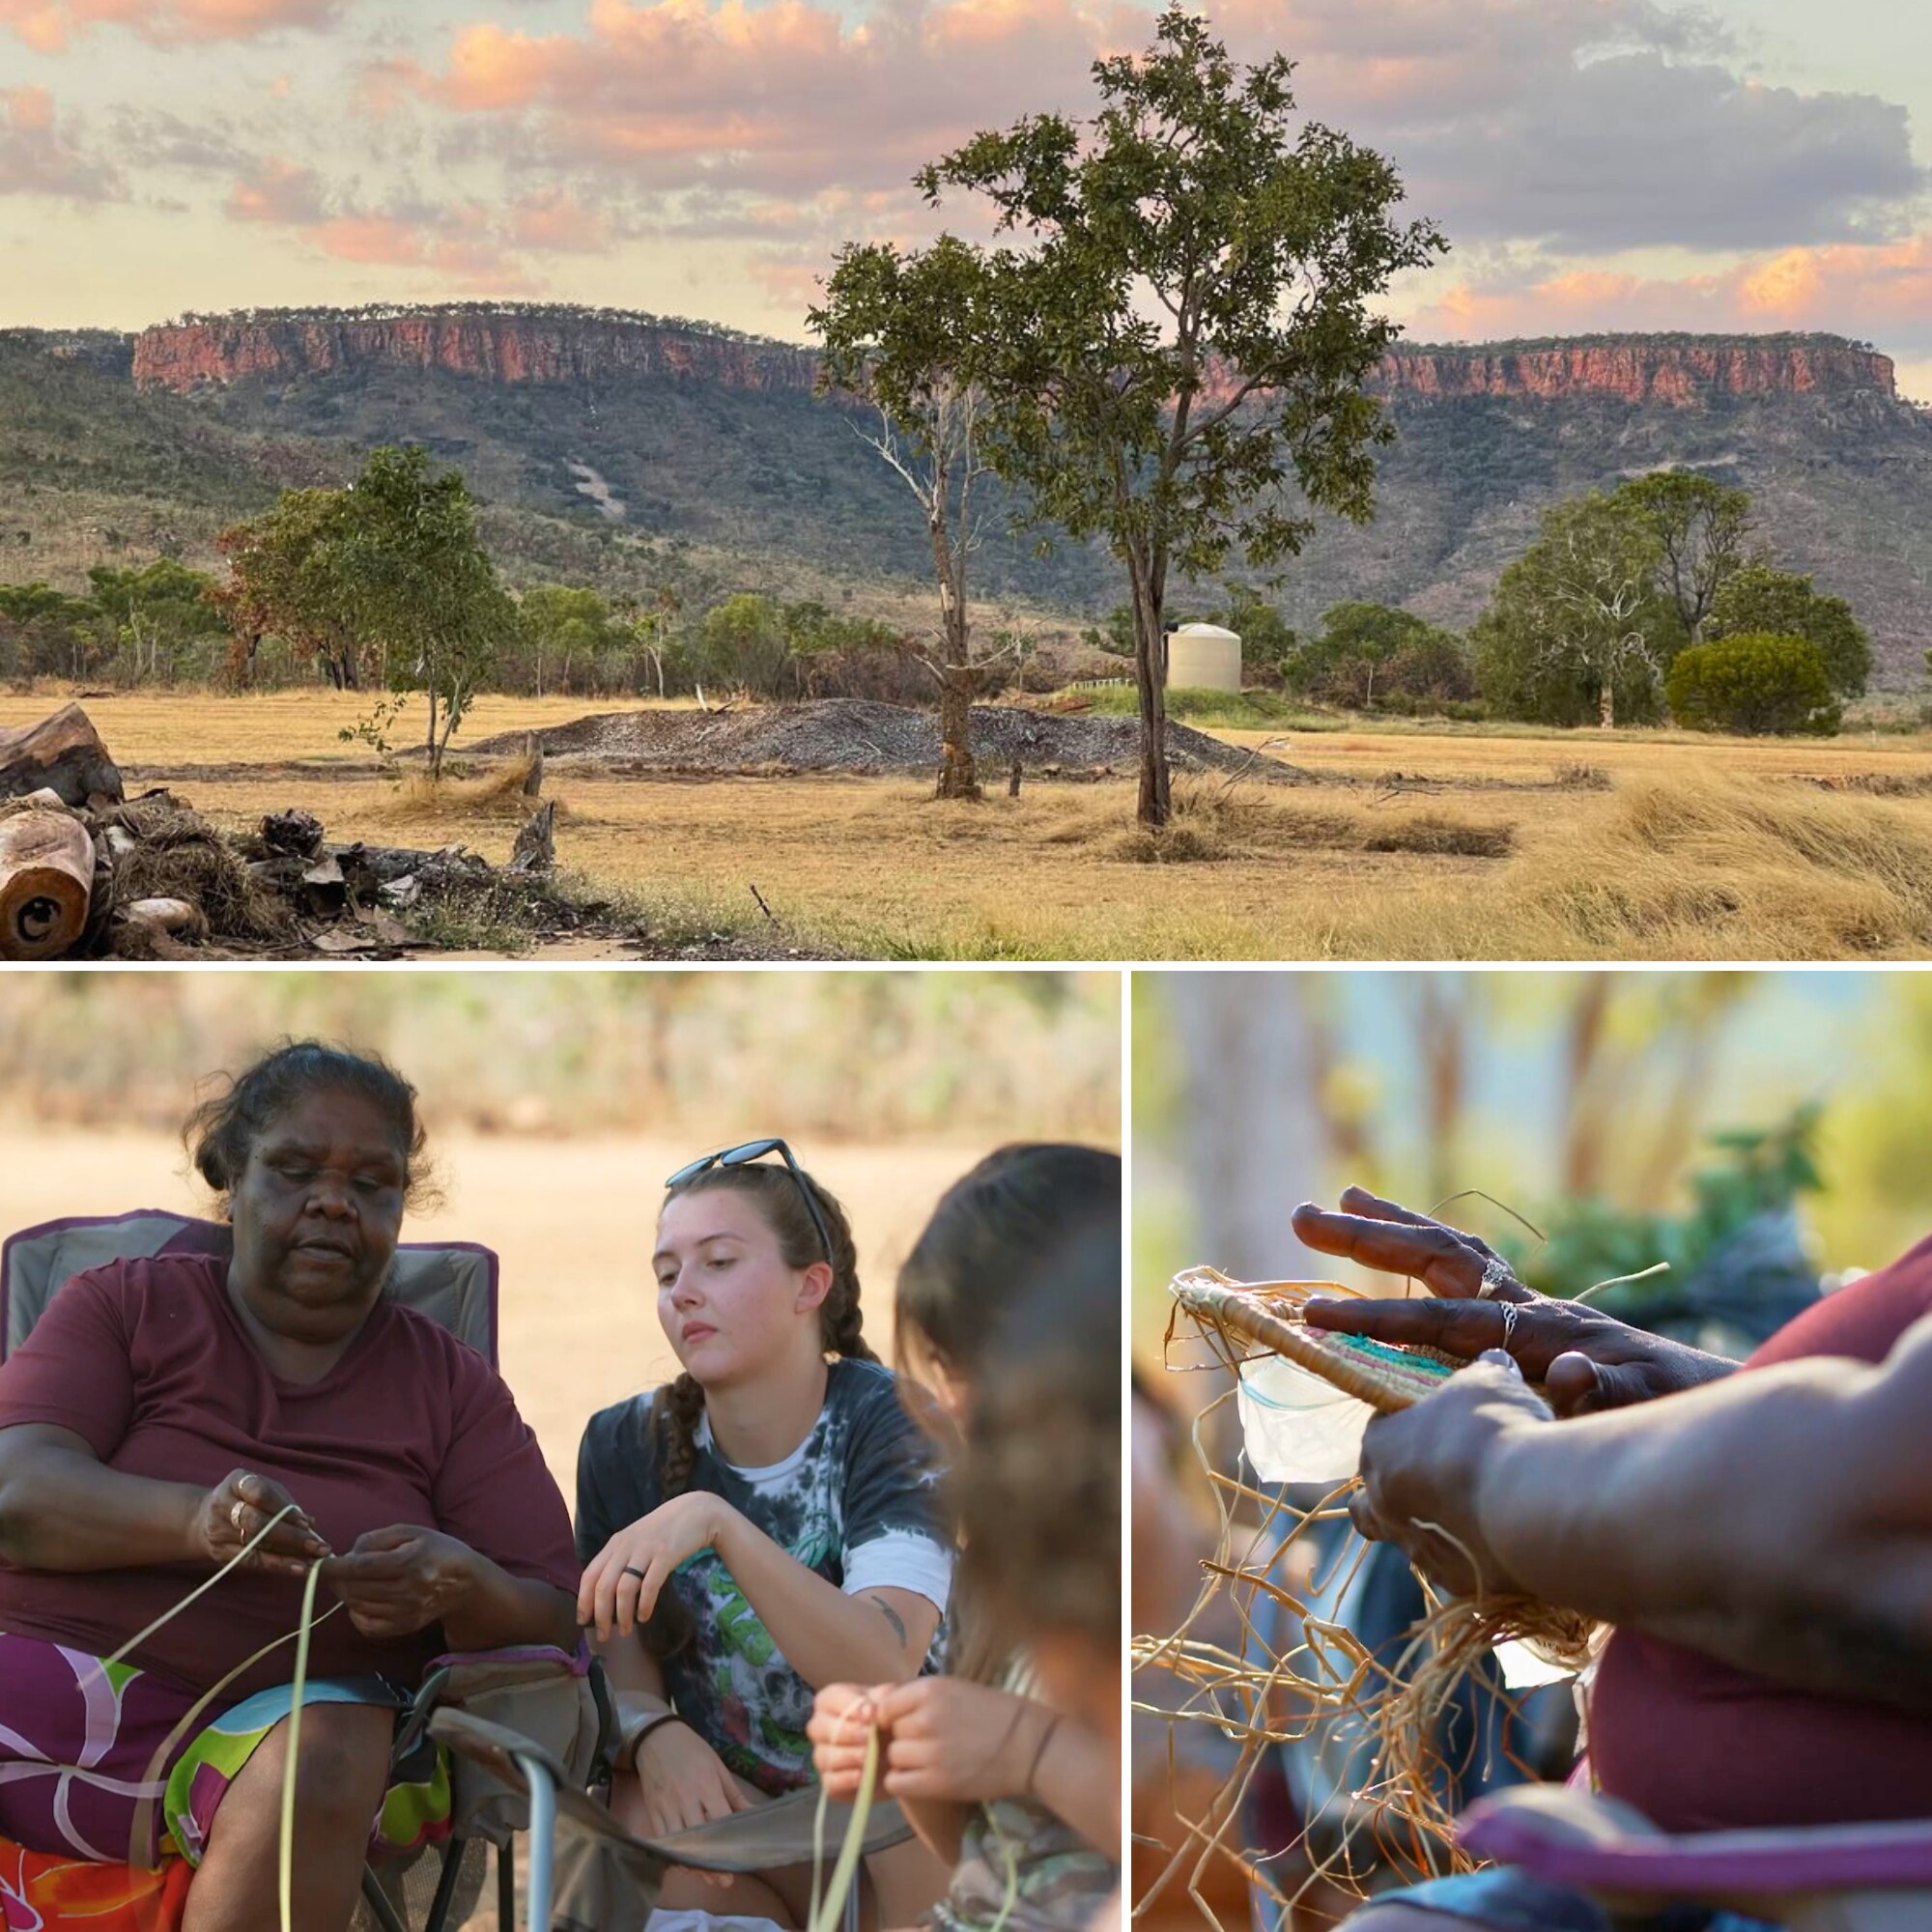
[811,235,995,799]
[917,8,1444,825]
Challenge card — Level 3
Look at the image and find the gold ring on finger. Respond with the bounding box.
[231,1500,247,1530]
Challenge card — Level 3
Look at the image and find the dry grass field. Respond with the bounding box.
[12,689,1932,958]
[0,1126,992,1497]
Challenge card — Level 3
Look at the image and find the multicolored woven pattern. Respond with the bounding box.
[1171,1265,1460,1413]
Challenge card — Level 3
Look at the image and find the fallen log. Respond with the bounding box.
[0,806,95,959]
[0,704,124,810]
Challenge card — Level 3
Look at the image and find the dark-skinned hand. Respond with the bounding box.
[1292,1187,1735,1417]
[193,1469,331,1578]
[1352,1351,1551,1599]
[322,1526,482,1638]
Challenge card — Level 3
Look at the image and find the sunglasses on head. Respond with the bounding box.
[664,1138,834,1265]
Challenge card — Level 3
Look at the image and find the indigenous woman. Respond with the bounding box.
[0,1043,579,1932]
[810,1146,1122,1932]
[575,1140,955,1927]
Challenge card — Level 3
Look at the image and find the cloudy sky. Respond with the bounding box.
[4,0,1931,393]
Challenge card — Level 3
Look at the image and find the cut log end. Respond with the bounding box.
[0,704,124,810]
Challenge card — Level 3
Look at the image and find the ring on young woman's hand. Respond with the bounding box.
[1477,1256,1512,1300]
[622,1565,650,1582]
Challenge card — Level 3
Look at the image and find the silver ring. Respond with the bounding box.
[1478,1256,1511,1301]
[1498,1302,1520,1350]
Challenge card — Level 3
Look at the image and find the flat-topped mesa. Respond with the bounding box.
[1371,335,1898,406]
[130,305,822,395]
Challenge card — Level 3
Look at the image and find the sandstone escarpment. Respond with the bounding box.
[132,306,820,395]
[1374,337,1897,407]
[131,308,1899,415]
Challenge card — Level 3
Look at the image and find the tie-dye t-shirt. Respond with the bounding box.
[576,1358,953,1795]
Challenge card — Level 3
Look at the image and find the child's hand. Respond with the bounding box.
[809,1683,890,1799]
[868,1678,1056,1804]
[579,1494,729,1642]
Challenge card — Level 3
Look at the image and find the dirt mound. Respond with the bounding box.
[467,700,1306,781]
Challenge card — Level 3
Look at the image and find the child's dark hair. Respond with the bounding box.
[185,1040,435,1214]
[955,1208,1120,1665]
[895,1144,1120,1383]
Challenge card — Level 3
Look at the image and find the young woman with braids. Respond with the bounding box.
[574,1141,954,1926]
[810,1145,1122,1932]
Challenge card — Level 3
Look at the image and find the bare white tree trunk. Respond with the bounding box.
[1166,975,1325,1283]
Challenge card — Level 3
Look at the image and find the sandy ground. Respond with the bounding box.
[0,1128,1002,1497]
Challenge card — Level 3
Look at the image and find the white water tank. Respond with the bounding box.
[1166,622,1242,692]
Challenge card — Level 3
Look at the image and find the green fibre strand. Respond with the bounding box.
[279,1561,326,1932]
[101,1503,298,1669]
[810,1726,879,1932]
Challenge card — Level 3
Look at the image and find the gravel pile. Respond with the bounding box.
[469,699,1304,781]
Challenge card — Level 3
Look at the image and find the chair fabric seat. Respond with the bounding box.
[1462,1785,1932,1898]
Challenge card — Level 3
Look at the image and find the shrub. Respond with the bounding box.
[1664,632,1842,737]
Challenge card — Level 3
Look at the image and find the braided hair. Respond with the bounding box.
[655,1161,874,1498]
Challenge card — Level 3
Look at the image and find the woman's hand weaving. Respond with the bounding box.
[322,1526,484,1637]
[193,1469,330,1577]
[1293,1187,1736,1416]
[1351,1352,1551,1598]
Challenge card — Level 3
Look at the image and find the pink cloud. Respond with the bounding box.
[225,155,326,224]
[0,0,338,50]
[0,81,126,199]
[506,188,619,256]
[1404,236,1932,343]
[218,160,555,294]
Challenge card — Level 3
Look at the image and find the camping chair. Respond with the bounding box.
[1458,1783,1932,1932]
[429,1707,915,1932]
[0,1209,614,1932]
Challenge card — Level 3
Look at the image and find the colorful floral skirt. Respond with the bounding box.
[0,1632,452,1930]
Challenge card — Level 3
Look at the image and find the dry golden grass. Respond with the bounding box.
[10,690,1932,958]
[382,755,548,823]
[0,1127,996,1496]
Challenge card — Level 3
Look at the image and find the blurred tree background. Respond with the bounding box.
[0,970,1118,1147]
[1133,971,1932,1382]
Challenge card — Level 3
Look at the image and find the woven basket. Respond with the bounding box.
[1172,1265,1460,1414]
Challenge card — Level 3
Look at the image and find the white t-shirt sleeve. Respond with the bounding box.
[842,1524,954,1612]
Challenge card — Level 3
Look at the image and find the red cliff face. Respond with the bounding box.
[1372,340,1897,406]
[132,310,821,395]
[131,311,1899,412]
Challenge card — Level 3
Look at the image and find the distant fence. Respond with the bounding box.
[1069,677,1133,691]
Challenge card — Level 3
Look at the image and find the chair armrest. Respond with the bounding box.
[1461,1785,1932,1903]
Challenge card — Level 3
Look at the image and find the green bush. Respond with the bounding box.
[1664,632,1842,736]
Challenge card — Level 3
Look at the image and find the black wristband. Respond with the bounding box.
[624,1709,689,1766]
[1023,1714,1061,1800]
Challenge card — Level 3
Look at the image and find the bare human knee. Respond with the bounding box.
[271,1701,394,1835]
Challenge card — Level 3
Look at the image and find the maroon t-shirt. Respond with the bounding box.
[1590,1230,1932,1830]
[0,1255,579,1699]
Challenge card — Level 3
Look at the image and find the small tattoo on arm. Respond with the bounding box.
[870,1595,908,1647]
